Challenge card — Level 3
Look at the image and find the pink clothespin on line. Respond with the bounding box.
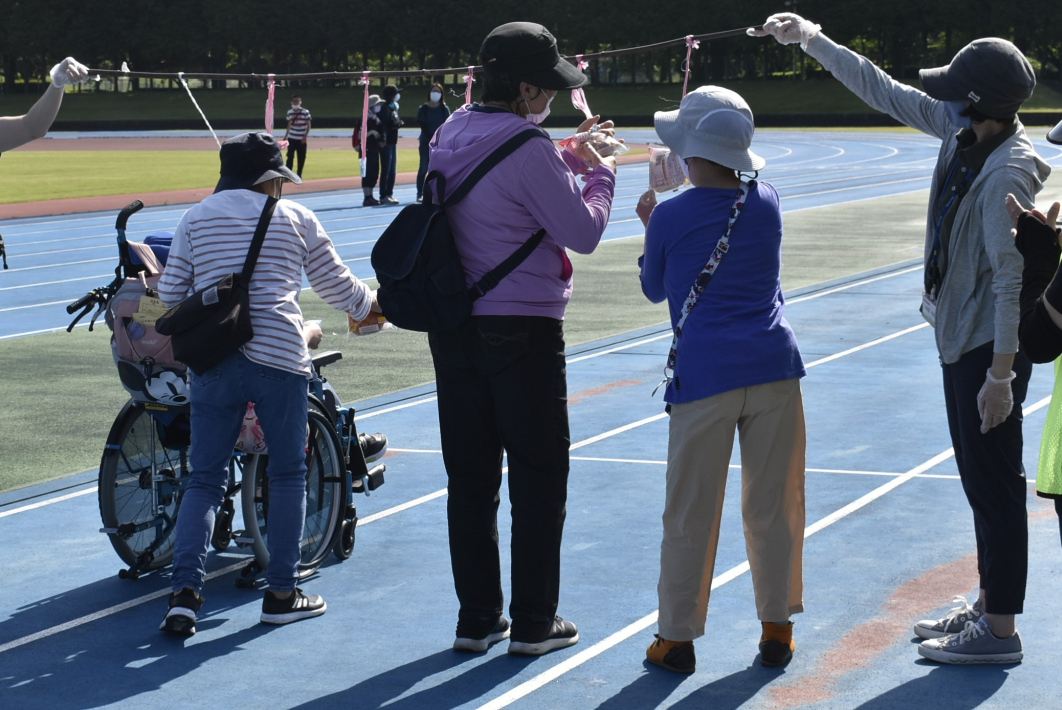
[464,67,476,105]
[359,72,371,178]
[570,55,593,120]
[682,36,700,98]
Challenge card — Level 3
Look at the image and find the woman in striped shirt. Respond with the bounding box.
[157,132,378,635]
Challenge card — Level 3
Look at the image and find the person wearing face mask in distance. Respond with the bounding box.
[750,13,1050,665]
[426,21,618,656]
[284,95,312,178]
[359,94,386,207]
[415,83,451,202]
[156,132,385,636]
[377,84,403,204]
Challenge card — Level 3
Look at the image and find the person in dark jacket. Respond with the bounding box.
[415,83,451,202]
[378,84,402,204]
[359,94,385,207]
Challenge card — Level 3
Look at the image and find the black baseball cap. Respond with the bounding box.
[214,132,301,194]
[1049,118,1062,145]
[480,22,586,90]
[919,38,1035,119]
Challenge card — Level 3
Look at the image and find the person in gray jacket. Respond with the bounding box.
[752,14,1051,665]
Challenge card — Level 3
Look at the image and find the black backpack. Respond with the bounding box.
[371,127,550,332]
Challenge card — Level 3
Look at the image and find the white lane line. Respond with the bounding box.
[0,299,72,313]
[0,256,114,273]
[0,486,97,518]
[358,396,438,420]
[0,273,112,292]
[472,396,1053,710]
[803,323,930,369]
[388,448,444,454]
[0,322,89,340]
[357,489,448,526]
[787,265,922,305]
[0,560,248,655]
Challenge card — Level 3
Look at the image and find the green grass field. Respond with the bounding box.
[4,81,1061,125]
[0,150,421,203]
[0,190,935,494]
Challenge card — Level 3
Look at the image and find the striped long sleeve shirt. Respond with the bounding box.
[158,189,372,377]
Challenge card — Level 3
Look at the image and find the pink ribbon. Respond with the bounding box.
[465,66,476,105]
[576,54,589,72]
[359,72,371,178]
[265,74,275,134]
[682,35,700,98]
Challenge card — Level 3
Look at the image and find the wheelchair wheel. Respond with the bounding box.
[241,404,345,578]
[333,518,356,560]
[98,401,190,572]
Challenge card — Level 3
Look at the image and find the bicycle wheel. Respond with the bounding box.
[240,404,345,578]
[98,401,190,571]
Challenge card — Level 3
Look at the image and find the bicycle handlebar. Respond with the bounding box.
[116,200,144,232]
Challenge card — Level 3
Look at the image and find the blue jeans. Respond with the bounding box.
[171,352,309,593]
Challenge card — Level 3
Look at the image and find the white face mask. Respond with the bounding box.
[524,92,554,125]
[291,103,301,109]
[430,91,442,102]
[394,93,401,103]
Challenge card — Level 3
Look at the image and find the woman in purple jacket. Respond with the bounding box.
[427,22,617,656]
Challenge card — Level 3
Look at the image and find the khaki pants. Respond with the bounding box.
[657,379,806,641]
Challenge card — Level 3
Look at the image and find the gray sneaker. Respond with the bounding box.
[914,596,982,640]
[918,617,1023,664]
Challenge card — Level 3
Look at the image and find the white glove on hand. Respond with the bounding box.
[747,13,822,51]
[50,57,90,87]
[977,369,1016,434]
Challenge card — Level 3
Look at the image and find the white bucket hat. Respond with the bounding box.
[654,86,765,172]
[1049,118,1062,145]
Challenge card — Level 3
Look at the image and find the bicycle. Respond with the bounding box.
[66,200,387,584]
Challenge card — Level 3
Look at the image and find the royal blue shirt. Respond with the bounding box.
[639,181,805,404]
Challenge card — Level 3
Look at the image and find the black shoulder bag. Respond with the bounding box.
[155,196,279,375]
[370,128,550,332]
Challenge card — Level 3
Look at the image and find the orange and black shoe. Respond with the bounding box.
[646,634,695,674]
[759,622,796,667]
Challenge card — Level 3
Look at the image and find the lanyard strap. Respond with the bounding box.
[925,157,975,294]
[654,180,753,396]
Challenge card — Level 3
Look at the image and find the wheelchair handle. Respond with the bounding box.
[115,200,144,231]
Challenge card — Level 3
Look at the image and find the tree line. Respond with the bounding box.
[2,0,1060,92]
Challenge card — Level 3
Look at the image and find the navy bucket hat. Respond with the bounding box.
[214,132,302,194]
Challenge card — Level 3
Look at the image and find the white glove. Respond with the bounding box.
[977,369,1016,434]
[747,13,822,51]
[50,57,90,87]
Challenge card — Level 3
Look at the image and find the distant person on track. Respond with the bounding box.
[427,21,617,656]
[415,83,450,202]
[637,86,807,674]
[1008,117,1062,549]
[0,58,89,153]
[377,84,402,204]
[752,13,1051,665]
[359,94,385,207]
[156,132,384,636]
[284,94,311,178]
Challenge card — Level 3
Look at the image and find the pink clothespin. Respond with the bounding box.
[571,55,593,120]
[265,74,276,135]
[464,66,476,105]
[682,35,700,98]
[359,72,371,177]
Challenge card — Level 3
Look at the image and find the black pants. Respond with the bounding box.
[941,342,1032,614]
[428,316,570,640]
[285,138,307,177]
[417,142,430,199]
[362,142,380,190]
[380,144,397,198]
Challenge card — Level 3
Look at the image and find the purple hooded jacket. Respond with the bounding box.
[428,105,616,319]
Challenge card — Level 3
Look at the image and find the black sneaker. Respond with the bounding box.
[160,587,204,636]
[260,588,327,625]
[454,616,511,653]
[359,432,388,463]
[362,196,380,207]
[508,617,580,656]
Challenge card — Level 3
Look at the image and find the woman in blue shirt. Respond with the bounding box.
[638,86,806,674]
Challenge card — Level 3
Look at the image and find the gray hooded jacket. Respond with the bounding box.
[806,35,1051,364]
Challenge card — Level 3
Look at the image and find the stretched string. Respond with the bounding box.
[682,35,700,98]
[570,56,593,120]
[464,66,475,105]
[177,71,221,148]
[359,72,371,178]
[265,74,275,134]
